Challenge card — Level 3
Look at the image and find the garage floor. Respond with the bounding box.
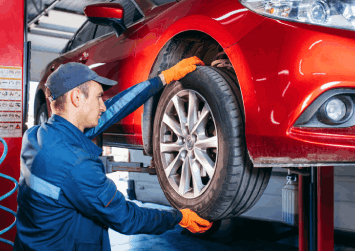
[108,200,355,251]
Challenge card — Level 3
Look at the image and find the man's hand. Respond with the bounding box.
[179,208,213,233]
[161,56,205,85]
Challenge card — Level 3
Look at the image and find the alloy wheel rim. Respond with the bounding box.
[160,89,218,198]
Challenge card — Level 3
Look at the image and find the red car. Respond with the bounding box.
[34,0,355,220]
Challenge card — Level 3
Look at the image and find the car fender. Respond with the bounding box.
[141,10,265,155]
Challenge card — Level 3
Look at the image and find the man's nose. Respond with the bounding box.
[100,99,106,112]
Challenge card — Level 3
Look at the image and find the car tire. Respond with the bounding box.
[153,66,272,221]
[35,103,48,126]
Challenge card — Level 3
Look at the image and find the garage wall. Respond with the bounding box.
[126,149,355,233]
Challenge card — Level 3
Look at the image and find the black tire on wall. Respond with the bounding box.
[35,103,48,126]
[153,66,272,221]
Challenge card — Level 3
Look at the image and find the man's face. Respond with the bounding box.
[81,81,106,130]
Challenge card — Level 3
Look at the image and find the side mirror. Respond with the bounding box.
[84,3,126,37]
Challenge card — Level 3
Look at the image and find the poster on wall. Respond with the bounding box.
[0,66,22,137]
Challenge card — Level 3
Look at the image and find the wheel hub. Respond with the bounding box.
[186,136,194,150]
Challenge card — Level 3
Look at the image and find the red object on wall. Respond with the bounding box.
[0,0,24,250]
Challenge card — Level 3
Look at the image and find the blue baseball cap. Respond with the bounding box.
[45,62,117,101]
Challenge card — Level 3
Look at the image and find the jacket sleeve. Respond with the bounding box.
[61,158,182,235]
[84,76,164,140]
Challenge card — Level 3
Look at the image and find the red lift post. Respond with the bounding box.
[299,166,334,251]
[0,0,26,250]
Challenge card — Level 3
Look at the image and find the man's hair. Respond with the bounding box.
[45,81,91,112]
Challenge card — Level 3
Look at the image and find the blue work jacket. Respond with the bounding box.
[14,77,183,251]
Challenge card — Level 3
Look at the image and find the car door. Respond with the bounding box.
[63,21,97,65]
[64,0,145,146]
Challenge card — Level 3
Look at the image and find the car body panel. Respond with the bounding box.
[227,17,355,165]
[35,0,355,165]
[131,0,265,137]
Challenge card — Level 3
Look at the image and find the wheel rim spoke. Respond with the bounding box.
[195,136,218,149]
[179,156,191,196]
[172,96,188,135]
[187,92,198,133]
[194,148,215,178]
[189,157,204,197]
[165,151,184,177]
[160,142,184,153]
[191,104,210,135]
[163,114,183,137]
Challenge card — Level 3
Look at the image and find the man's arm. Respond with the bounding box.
[84,76,164,139]
[84,56,204,139]
[61,159,183,235]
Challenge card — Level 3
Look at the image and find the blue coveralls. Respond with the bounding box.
[14,77,183,251]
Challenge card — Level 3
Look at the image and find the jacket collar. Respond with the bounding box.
[48,114,103,157]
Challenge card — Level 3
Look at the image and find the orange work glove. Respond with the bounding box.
[179,208,213,233]
[162,56,205,84]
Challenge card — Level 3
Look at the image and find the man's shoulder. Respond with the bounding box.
[24,123,62,148]
[22,124,63,159]
[24,123,96,169]
[25,124,76,164]
[33,133,77,167]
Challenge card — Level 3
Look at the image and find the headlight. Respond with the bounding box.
[239,0,355,31]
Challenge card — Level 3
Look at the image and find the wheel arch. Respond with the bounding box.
[143,30,246,156]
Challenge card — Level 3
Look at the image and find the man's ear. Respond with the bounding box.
[70,88,83,107]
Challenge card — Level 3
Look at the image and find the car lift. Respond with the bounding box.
[299,166,334,251]
[100,156,156,175]
[100,151,335,251]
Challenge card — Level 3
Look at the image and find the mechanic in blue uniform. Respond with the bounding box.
[14,57,212,251]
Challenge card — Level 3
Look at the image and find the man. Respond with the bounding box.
[14,57,212,251]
